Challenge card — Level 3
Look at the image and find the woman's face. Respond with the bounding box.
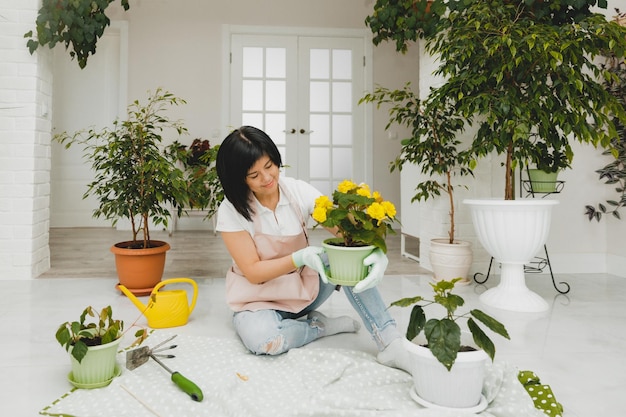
[245,154,280,198]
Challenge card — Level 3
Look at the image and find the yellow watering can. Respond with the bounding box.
[119,278,198,329]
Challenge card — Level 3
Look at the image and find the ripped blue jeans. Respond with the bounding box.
[232,278,401,355]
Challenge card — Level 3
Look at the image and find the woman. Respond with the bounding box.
[215,126,410,372]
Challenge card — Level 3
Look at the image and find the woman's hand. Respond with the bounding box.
[292,247,329,283]
[353,249,388,293]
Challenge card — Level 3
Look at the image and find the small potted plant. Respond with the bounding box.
[56,305,146,389]
[54,88,191,294]
[360,82,474,283]
[166,138,224,220]
[390,278,510,410]
[312,180,398,285]
[525,140,570,194]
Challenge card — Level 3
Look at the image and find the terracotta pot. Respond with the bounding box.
[111,240,170,295]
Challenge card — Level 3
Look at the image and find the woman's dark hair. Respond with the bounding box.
[216,126,283,221]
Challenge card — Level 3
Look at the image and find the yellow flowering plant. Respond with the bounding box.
[312,180,398,253]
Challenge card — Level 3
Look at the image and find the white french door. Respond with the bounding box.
[229,29,369,197]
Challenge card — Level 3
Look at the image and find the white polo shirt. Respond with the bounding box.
[216,176,322,237]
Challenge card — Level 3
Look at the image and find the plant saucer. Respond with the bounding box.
[68,364,122,389]
[409,386,488,413]
[116,283,153,297]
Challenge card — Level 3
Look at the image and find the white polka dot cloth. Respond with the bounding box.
[41,332,550,417]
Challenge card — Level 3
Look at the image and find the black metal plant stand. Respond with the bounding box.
[472,168,571,294]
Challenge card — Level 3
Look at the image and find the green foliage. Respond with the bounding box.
[528,141,571,173]
[54,88,191,248]
[24,0,130,69]
[365,0,448,52]
[365,0,626,200]
[55,306,123,364]
[586,57,626,221]
[428,1,626,199]
[165,139,224,220]
[390,278,510,371]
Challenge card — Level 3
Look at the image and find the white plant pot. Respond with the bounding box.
[464,199,558,313]
[406,339,488,409]
[429,239,473,284]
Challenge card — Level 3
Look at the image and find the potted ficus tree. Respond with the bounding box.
[390,278,510,410]
[360,83,474,283]
[54,88,194,295]
[366,0,626,312]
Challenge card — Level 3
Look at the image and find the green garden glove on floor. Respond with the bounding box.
[518,370,564,417]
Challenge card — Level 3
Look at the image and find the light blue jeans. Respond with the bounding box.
[232,277,402,355]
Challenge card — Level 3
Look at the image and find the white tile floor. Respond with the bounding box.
[2,269,625,415]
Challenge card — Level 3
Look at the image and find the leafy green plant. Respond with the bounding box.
[24,0,130,69]
[390,278,510,371]
[429,0,626,199]
[166,139,224,220]
[360,83,472,244]
[54,88,190,248]
[365,0,447,52]
[56,305,148,363]
[366,0,626,200]
[527,140,571,173]
[586,58,626,221]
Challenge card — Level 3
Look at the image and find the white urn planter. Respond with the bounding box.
[429,239,473,284]
[406,338,489,411]
[463,199,558,313]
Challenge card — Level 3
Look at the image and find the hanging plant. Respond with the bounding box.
[24,0,130,69]
[585,10,626,222]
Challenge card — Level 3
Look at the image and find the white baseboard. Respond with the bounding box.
[607,254,626,278]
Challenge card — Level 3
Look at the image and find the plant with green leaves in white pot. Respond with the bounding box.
[361,82,474,284]
[391,278,510,411]
[366,0,626,312]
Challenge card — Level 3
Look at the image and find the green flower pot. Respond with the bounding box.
[322,238,375,286]
[528,169,559,193]
[68,337,122,388]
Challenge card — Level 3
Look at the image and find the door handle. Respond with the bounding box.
[299,129,313,134]
[283,128,296,134]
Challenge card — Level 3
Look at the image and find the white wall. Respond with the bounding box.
[0,0,53,279]
[48,0,418,231]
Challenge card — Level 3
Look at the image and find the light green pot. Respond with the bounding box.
[528,169,559,193]
[322,238,375,286]
[69,337,122,388]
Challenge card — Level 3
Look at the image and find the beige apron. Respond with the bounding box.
[225,181,320,313]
